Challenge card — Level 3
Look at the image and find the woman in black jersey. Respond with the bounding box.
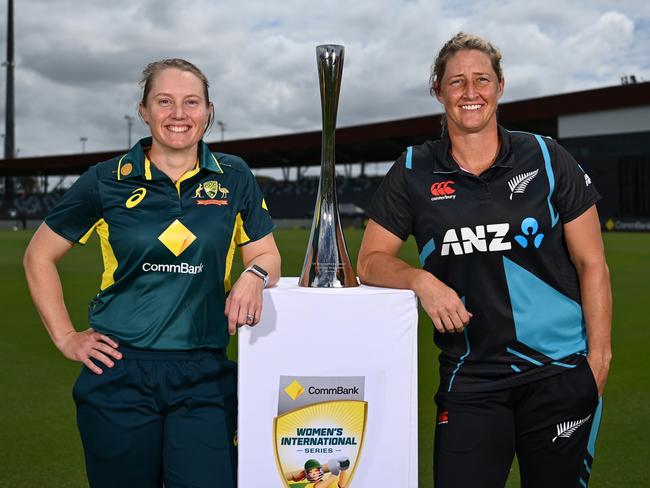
[358,33,611,488]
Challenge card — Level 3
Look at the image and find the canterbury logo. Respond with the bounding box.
[552,414,591,443]
[508,170,538,200]
[431,181,456,197]
[126,187,147,208]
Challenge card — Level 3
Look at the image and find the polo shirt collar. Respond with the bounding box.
[116,137,223,181]
[432,124,514,174]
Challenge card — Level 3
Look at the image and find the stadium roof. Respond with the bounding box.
[1,82,649,176]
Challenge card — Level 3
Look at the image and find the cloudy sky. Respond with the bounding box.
[0,0,648,158]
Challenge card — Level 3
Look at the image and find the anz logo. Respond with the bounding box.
[441,223,511,256]
[440,217,544,256]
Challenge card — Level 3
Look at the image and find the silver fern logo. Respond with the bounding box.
[508,169,539,200]
[552,414,591,443]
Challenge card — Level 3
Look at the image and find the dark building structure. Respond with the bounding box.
[1,82,649,224]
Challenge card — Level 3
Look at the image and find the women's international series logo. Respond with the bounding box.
[274,376,367,488]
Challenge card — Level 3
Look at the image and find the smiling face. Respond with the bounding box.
[435,49,504,136]
[139,68,212,155]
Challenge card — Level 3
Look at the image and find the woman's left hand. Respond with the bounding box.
[225,272,265,334]
[587,353,611,397]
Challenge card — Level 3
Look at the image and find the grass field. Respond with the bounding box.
[1,228,649,487]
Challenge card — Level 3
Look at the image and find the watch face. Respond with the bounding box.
[252,264,268,277]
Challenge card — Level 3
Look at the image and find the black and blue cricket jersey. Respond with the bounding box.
[367,125,601,392]
[46,137,274,350]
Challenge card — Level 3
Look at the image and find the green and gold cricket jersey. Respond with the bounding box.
[45,137,274,350]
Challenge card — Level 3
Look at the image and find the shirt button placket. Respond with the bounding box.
[168,183,180,217]
[480,181,492,203]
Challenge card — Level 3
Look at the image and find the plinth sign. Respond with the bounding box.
[274,376,367,487]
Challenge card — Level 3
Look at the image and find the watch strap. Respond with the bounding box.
[245,264,269,287]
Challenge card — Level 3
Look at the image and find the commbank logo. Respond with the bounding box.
[158,219,196,256]
[142,262,204,274]
[284,380,305,401]
[441,223,511,256]
[431,181,456,201]
[308,386,360,395]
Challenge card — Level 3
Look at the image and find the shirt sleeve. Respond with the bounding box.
[365,151,414,241]
[552,142,601,224]
[236,166,275,246]
[45,165,103,244]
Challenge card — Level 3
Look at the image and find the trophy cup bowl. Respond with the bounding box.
[298,45,358,288]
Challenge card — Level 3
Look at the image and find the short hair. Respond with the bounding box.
[429,32,503,97]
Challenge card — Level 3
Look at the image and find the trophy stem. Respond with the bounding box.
[299,45,358,288]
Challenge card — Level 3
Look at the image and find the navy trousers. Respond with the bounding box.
[73,347,237,488]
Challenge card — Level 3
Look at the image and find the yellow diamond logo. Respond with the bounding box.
[284,380,305,401]
[158,219,196,257]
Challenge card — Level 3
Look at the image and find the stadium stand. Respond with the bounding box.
[0,177,380,223]
[261,176,380,219]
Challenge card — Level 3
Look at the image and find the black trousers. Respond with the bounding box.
[434,360,602,488]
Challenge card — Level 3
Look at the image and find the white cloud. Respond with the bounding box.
[0,0,647,157]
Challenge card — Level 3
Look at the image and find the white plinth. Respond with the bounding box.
[238,277,419,487]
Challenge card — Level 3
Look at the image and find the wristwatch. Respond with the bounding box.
[245,264,269,287]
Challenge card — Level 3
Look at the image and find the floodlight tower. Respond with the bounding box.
[217,120,226,141]
[125,115,134,149]
[3,0,15,205]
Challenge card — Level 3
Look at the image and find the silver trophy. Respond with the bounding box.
[299,45,358,288]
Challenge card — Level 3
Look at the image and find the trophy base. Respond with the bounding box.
[298,263,359,288]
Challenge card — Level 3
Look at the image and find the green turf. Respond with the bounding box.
[1,228,648,486]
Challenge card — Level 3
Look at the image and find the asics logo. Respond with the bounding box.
[126,187,147,209]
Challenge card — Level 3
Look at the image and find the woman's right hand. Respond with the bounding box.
[56,329,122,375]
[414,273,472,333]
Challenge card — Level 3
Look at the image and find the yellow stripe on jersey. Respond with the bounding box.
[79,220,100,245]
[116,155,127,181]
[211,153,224,173]
[262,198,268,211]
[144,157,153,180]
[235,212,251,245]
[175,161,201,196]
[223,212,252,291]
[78,218,118,290]
[96,219,118,290]
[224,213,241,292]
